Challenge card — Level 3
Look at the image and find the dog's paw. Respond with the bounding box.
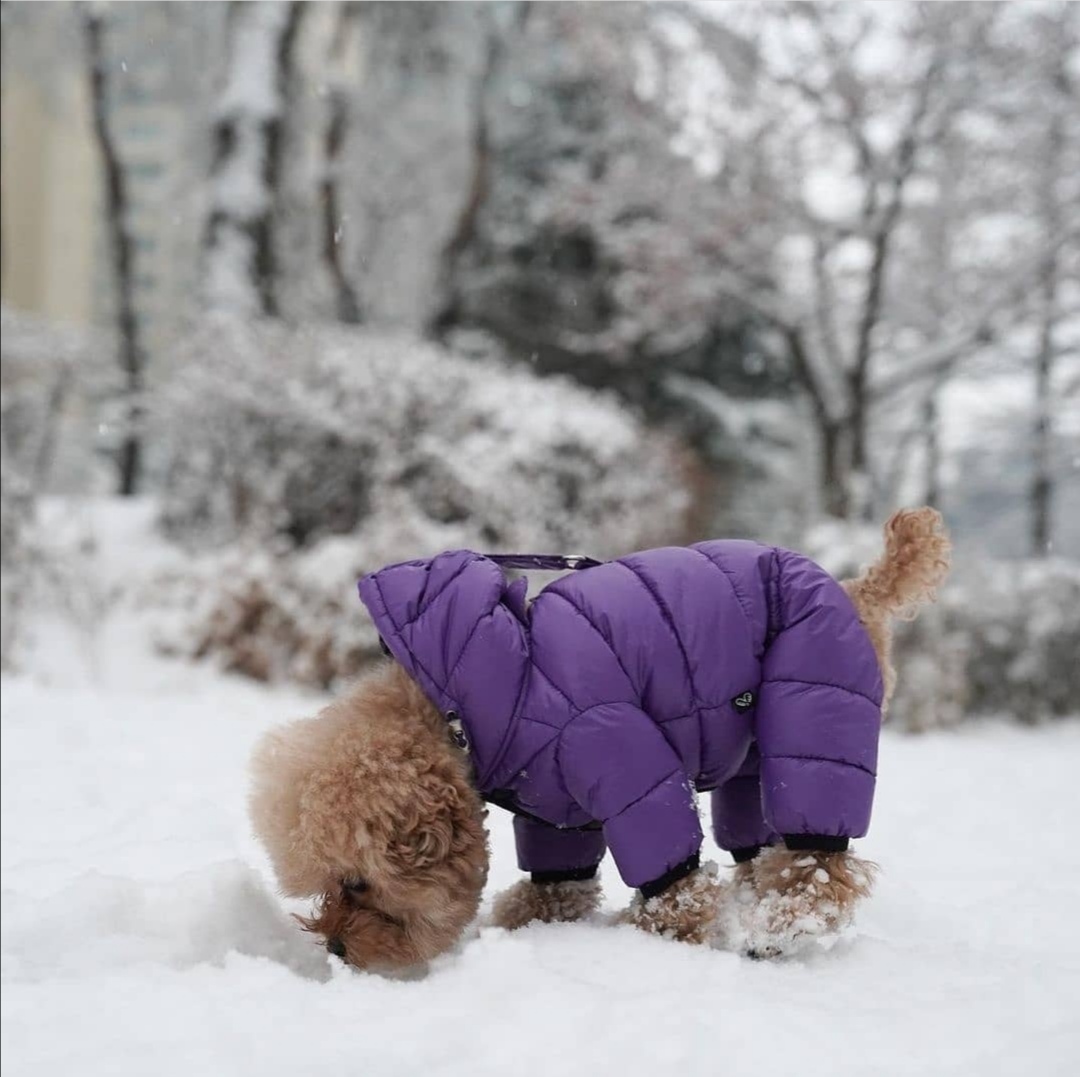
[622,862,727,945]
[739,890,839,958]
[711,848,877,958]
[489,877,602,931]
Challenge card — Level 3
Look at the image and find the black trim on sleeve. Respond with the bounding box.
[731,845,762,864]
[639,852,700,899]
[530,865,600,885]
[783,834,850,853]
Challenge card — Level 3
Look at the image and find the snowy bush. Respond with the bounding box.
[159,317,687,551]
[1,306,106,665]
[890,560,1080,730]
[173,532,414,690]
[0,457,36,666]
[0,304,111,495]
[804,518,1079,730]
[156,317,690,687]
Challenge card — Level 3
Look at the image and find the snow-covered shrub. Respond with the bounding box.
[891,559,1080,730]
[159,317,687,553]
[803,518,1079,729]
[174,532,417,690]
[0,456,36,666]
[888,609,971,733]
[0,304,110,496]
[1,306,107,666]
[156,317,690,687]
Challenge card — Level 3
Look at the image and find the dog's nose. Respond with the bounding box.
[326,937,347,960]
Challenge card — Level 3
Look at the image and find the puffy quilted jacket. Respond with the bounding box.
[358,542,883,895]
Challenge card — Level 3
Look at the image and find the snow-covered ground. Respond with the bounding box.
[3,503,1080,1076]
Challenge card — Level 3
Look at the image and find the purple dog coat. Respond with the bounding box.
[358,542,883,896]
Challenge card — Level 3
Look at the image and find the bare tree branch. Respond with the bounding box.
[811,236,847,374]
[851,54,942,394]
[868,230,1080,402]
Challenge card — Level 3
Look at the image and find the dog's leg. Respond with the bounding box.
[739,847,878,957]
[619,863,728,945]
[490,877,603,930]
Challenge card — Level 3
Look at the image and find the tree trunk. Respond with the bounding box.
[844,59,940,523]
[429,9,509,338]
[1030,255,1057,557]
[321,86,362,324]
[205,1,304,317]
[84,10,143,496]
[820,421,850,520]
[1030,58,1065,559]
[261,1,304,316]
[923,394,941,509]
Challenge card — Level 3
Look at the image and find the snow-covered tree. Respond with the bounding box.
[203,0,304,318]
[82,6,147,495]
[6,1,1076,558]
[1007,7,1080,557]
[683,2,1080,524]
[426,3,801,537]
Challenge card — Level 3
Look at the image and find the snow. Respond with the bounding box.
[3,503,1080,1077]
[215,2,291,122]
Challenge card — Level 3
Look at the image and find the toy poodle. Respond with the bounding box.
[250,507,950,968]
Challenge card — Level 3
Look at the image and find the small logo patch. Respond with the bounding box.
[731,690,755,713]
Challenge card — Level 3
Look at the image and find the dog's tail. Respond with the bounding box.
[842,507,951,626]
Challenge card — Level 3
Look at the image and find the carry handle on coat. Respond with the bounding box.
[485,554,603,572]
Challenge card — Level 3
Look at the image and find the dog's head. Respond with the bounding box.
[249,664,489,971]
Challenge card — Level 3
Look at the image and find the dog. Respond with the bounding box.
[250,508,950,969]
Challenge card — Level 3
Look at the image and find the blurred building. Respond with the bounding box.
[1,49,99,327]
[1,3,220,361]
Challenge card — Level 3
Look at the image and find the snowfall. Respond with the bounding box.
[2,503,1079,1077]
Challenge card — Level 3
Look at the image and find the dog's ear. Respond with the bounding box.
[382,765,471,874]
